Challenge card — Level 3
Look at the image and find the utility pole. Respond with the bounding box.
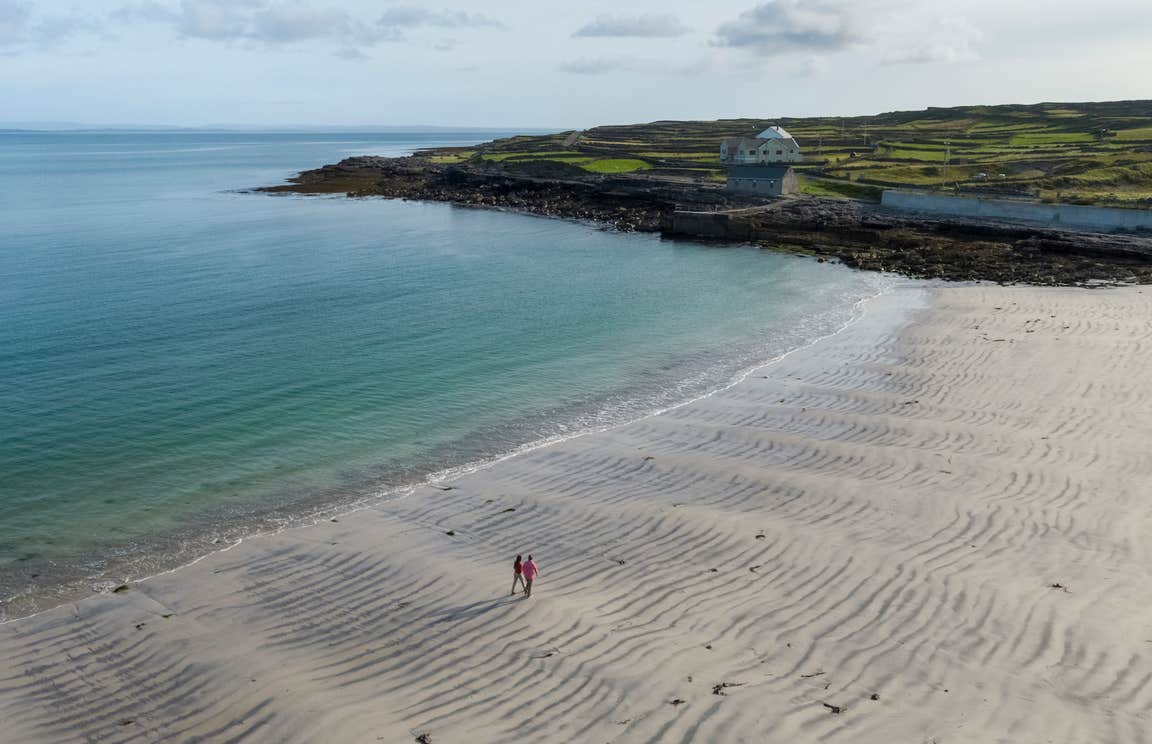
[944,139,951,188]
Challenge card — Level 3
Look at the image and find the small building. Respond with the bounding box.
[726,165,798,197]
[721,124,803,196]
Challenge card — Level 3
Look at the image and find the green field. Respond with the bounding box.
[423,101,1152,206]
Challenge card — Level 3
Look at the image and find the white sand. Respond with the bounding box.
[3,284,1152,743]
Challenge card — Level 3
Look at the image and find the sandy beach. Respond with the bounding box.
[3,282,1152,743]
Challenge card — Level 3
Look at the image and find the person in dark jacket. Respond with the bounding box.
[511,554,525,596]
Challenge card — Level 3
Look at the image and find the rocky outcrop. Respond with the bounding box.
[262,155,1152,286]
[260,155,753,232]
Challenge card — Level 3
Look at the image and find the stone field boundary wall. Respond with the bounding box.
[882,191,1152,232]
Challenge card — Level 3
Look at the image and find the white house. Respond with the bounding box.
[719,125,803,165]
[721,125,803,196]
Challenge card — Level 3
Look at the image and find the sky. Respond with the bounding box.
[2,0,1151,129]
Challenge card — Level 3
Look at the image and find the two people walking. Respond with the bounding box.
[511,554,538,598]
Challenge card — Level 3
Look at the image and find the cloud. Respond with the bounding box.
[714,0,863,56]
[333,45,368,60]
[377,6,502,29]
[0,0,104,50]
[251,4,387,45]
[573,13,688,38]
[112,1,178,24]
[881,16,981,64]
[715,0,980,65]
[0,0,33,46]
[560,57,636,75]
[560,55,715,77]
[110,0,498,49]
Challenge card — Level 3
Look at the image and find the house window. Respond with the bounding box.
[776,150,783,155]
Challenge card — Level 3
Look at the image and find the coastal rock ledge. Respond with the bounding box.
[261,155,1152,286]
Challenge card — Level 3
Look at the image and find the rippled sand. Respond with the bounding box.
[4,284,1151,743]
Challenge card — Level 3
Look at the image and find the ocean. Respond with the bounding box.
[0,130,895,618]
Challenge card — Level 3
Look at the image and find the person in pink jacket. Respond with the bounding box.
[521,555,539,598]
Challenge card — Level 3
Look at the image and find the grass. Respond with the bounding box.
[1116,127,1152,141]
[426,150,474,164]
[480,150,583,161]
[799,177,883,201]
[581,158,652,174]
[423,100,1152,203]
[1008,133,1094,146]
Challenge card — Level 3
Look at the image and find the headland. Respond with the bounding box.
[261,100,1152,286]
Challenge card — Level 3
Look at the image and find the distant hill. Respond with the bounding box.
[425,101,1152,206]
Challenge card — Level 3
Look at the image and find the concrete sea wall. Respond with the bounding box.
[882,191,1152,232]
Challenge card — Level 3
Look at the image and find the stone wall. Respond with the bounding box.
[882,191,1152,232]
[664,210,754,240]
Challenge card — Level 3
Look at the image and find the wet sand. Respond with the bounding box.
[3,284,1151,743]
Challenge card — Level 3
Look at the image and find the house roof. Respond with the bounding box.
[756,125,794,140]
[723,137,798,150]
[729,165,793,179]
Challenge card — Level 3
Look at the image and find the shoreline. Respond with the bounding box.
[0,282,927,738]
[6,282,1151,741]
[0,265,900,624]
[259,154,1152,286]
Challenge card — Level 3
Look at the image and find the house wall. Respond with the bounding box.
[727,176,782,196]
[753,140,802,164]
[725,168,799,196]
[721,139,803,165]
[881,191,1152,232]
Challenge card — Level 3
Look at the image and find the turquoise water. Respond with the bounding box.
[0,131,893,616]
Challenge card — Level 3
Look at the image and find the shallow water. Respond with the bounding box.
[0,130,895,616]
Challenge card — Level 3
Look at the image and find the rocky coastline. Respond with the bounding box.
[260,155,1152,286]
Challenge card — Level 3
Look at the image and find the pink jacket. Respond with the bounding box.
[522,560,538,581]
